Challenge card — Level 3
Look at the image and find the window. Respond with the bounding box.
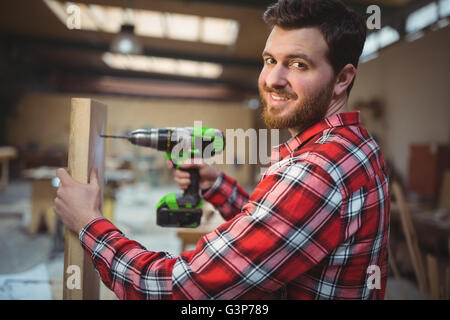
[406,2,439,34]
[439,0,450,17]
[360,25,400,63]
[44,0,240,46]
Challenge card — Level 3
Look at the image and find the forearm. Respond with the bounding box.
[79,217,177,300]
[202,172,250,221]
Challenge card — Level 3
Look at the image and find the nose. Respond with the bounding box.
[264,64,288,89]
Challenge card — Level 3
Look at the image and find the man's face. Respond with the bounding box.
[258,26,336,132]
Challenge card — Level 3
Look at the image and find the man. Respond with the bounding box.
[54,0,390,299]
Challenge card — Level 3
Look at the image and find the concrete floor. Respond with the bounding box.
[0,179,423,300]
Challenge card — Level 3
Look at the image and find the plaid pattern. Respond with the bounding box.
[80,111,390,300]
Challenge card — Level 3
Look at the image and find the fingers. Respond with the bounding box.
[56,168,72,185]
[174,169,190,189]
[54,196,63,211]
[166,160,199,169]
[174,176,190,189]
[174,169,190,179]
[168,159,206,190]
[176,158,205,169]
[57,167,100,187]
[89,167,99,186]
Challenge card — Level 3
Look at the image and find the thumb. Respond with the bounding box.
[177,159,203,170]
[56,168,72,185]
[89,167,99,186]
[166,160,174,169]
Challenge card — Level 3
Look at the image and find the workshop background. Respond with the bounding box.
[0,0,449,300]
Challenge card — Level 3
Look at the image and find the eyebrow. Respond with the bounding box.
[262,51,314,66]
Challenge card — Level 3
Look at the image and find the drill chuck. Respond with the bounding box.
[127,129,160,149]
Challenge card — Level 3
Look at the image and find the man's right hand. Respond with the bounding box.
[167,159,220,191]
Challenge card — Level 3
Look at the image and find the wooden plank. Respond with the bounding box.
[392,181,429,298]
[446,266,450,299]
[387,245,407,299]
[438,170,450,212]
[0,146,18,189]
[63,98,107,300]
[426,254,440,299]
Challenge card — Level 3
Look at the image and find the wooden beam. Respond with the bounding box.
[63,98,107,300]
[392,181,429,298]
[52,75,254,101]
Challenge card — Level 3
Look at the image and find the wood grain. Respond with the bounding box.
[63,98,107,300]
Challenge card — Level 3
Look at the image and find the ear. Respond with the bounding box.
[333,64,356,96]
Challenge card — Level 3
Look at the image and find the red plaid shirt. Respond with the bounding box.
[80,111,390,300]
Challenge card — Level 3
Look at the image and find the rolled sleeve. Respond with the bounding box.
[202,172,250,221]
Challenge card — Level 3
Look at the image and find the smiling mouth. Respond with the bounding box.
[270,93,290,101]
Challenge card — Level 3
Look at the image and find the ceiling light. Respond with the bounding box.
[134,10,165,38]
[440,0,450,17]
[43,0,69,26]
[359,52,378,64]
[110,24,143,55]
[360,25,400,62]
[378,26,400,48]
[88,4,123,33]
[102,53,223,79]
[201,17,240,45]
[165,13,201,42]
[406,2,439,34]
[199,63,223,78]
[361,32,379,58]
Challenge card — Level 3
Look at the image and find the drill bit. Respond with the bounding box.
[100,134,129,139]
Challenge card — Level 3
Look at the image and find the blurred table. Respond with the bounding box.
[391,204,450,299]
[177,209,225,252]
[0,146,18,189]
[391,205,450,257]
[23,167,58,234]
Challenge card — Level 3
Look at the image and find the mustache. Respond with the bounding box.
[262,85,298,100]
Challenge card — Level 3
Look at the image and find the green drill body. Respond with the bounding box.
[102,127,225,228]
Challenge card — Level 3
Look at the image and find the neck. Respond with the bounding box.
[288,93,349,137]
[325,93,348,118]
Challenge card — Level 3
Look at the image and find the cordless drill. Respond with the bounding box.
[101,127,225,228]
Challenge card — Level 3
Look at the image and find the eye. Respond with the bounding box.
[264,57,276,65]
[292,61,307,69]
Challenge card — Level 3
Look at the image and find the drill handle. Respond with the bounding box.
[181,167,201,197]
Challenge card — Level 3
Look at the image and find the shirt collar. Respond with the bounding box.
[271,111,361,164]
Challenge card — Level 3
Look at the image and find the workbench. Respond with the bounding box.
[22,166,59,234]
[390,205,450,299]
[0,146,18,189]
[177,207,225,252]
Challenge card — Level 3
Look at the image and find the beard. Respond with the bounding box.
[260,80,335,133]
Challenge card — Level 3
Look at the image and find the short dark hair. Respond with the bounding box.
[263,0,367,95]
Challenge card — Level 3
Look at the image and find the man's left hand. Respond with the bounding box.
[54,168,103,234]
